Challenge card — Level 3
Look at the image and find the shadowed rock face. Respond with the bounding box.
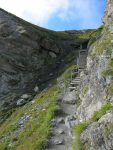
[0,9,73,94]
[0,8,92,118]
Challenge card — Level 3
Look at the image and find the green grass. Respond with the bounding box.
[90,25,113,59]
[73,122,89,150]
[106,82,113,94]
[88,26,103,47]
[102,59,113,77]
[57,65,77,90]
[91,37,113,59]
[102,67,113,76]
[73,102,113,150]
[78,30,95,41]
[82,86,89,97]
[91,103,113,122]
[0,85,60,150]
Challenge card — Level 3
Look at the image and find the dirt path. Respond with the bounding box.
[45,48,87,150]
[46,90,77,150]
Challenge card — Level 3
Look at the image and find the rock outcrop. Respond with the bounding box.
[103,0,113,24]
[73,0,113,149]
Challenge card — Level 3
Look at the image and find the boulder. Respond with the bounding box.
[63,91,77,104]
[21,94,31,99]
[52,139,64,145]
[65,115,77,128]
[49,52,57,58]
[16,99,24,106]
[34,86,39,92]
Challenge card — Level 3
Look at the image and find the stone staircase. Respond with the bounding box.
[69,48,87,91]
[45,48,88,150]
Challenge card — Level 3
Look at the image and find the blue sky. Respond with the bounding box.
[0,0,107,31]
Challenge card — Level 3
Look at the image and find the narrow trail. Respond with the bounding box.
[46,48,88,150]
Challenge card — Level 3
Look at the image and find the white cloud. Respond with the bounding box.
[0,0,70,25]
[0,0,104,29]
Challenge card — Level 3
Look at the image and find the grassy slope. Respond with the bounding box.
[0,85,60,150]
[0,63,77,150]
[90,25,113,59]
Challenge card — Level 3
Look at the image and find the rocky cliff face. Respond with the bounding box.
[0,8,74,94]
[103,0,113,24]
[74,0,113,149]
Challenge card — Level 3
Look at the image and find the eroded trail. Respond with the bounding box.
[46,91,77,150]
[46,48,88,150]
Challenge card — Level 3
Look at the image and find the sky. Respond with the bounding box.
[0,0,107,31]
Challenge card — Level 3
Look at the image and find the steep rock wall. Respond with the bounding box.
[75,0,113,149]
[103,0,113,24]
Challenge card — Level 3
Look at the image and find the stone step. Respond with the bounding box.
[71,75,80,78]
[79,49,87,52]
[70,82,80,85]
[71,80,80,82]
[79,52,87,55]
[71,71,78,75]
[69,85,78,88]
[78,66,85,69]
[72,78,80,81]
[70,83,80,86]
[78,68,85,71]
[71,78,80,81]
[78,68,86,71]
[71,80,80,83]
[79,50,87,53]
[73,77,80,79]
[72,79,80,81]
[69,87,78,90]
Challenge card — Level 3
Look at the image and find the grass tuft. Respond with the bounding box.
[73,122,89,150]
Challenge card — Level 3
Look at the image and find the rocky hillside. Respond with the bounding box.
[0,8,93,123]
[103,0,113,24]
[73,0,113,149]
[0,0,113,150]
[0,7,94,150]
